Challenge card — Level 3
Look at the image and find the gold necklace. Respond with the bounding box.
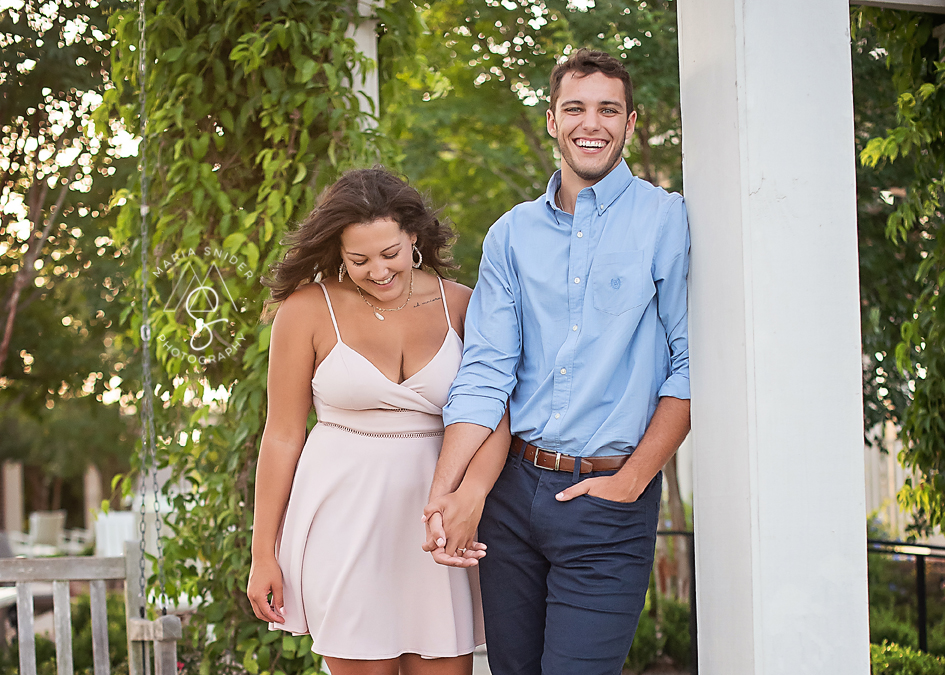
[356,269,414,321]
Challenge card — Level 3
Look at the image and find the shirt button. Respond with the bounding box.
[599,204,604,210]
[560,368,567,374]
[572,325,578,331]
[554,413,560,419]
[577,231,583,238]
[574,277,580,284]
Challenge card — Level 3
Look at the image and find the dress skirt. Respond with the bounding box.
[271,422,485,659]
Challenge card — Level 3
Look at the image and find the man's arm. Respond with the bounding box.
[429,422,494,498]
[556,396,689,503]
[423,410,511,566]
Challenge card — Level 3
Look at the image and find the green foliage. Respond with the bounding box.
[871,641,945,675]
[624,588,691,673]
[625,609,659,673]
[386,0,681,285]
[852,17,927,435]
[853,8,945,534]
[0,592,128,675]
[660,594,691,668]
[100,0,418,672]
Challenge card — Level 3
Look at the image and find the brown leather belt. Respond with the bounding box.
[509,437,629,474]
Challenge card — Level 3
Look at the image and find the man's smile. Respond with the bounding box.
[575,138,608,150]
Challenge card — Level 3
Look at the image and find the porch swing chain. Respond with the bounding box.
[136,0,168,619]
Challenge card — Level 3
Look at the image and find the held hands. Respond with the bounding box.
[421,488,488,568]
[247,555,285,623]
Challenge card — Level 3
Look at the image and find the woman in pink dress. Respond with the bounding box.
[247,167,509,675]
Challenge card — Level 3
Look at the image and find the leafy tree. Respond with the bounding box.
[852,14,928,438]
[0,0,135,516]
[855,8,945,534]
[385,0,682,285]
[102,0,419,671]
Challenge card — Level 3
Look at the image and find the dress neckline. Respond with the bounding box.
[313,279,458,388]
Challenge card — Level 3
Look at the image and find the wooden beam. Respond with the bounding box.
[851,0,945,14]
[53,580,74,675]
[90,579,111,675]
[17,583,37,675]
[0,557,125,582]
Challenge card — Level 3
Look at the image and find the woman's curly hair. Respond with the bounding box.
[263,166,456,311]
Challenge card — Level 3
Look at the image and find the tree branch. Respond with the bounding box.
[516,111,555,178]
[0,164,77,375]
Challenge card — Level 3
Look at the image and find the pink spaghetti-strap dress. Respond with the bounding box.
[270,277,485,659]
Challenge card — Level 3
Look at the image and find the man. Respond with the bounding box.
[423,48,691,675]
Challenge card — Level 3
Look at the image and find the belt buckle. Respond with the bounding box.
[533,449,561,471]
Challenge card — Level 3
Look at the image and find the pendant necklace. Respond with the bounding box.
[356,270,414,321]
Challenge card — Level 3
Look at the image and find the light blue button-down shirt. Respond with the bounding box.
[443,160,690,457]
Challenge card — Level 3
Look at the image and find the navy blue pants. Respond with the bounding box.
[478,453,661,675]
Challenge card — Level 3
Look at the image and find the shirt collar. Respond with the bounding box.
[543,159,634,214]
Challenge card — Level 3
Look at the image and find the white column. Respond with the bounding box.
[677,1,871,673]
[346,0,383,125]
[3,461,24,533]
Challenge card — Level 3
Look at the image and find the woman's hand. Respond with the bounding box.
[247,555,285,623]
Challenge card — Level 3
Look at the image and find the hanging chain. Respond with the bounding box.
[136,0,168,617]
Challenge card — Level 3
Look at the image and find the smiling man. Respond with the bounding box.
[423,49,691,675]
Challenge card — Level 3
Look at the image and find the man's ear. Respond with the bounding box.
[626,110,637,137]
[546,108,557,138]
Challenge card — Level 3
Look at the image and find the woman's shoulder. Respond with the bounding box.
[441,278,472,304]
[440,277,472,336]
[272,281,332,331]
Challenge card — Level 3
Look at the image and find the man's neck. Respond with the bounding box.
[556,161,619,215]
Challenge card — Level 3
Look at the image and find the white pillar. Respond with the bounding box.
[3,461,23,533]
[346,0,383,125]
[677,1,871,673]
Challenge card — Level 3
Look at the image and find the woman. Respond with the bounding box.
[247,167,508,675]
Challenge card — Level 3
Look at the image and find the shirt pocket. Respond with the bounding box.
[591,250,654,316]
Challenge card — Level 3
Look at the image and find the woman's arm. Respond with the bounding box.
[247,292,318,623]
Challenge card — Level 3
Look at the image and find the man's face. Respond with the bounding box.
[546,71,636,185]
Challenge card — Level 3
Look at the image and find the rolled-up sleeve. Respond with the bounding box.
[443,222,522,430]
[654,196,691,400]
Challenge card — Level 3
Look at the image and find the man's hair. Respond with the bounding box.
[549,48,634,115]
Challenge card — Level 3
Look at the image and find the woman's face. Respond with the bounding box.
[339,217,417,303]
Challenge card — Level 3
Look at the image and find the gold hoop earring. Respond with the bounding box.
[338,262,347,283]
[412,245,422,269]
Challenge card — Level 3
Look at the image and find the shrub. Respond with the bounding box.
[661,596,692,668]
[871,641,945,675]
[625,610,659,674]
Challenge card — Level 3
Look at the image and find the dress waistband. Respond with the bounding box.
[317,421,444,439]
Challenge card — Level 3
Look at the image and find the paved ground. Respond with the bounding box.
[473,647,689,675]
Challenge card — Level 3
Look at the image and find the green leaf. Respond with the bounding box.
[223,232,247,252]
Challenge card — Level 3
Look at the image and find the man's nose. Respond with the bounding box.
[582,110,601,130]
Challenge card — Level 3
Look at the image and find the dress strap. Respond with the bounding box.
[437,276,453,332]
[317,282,342,341]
